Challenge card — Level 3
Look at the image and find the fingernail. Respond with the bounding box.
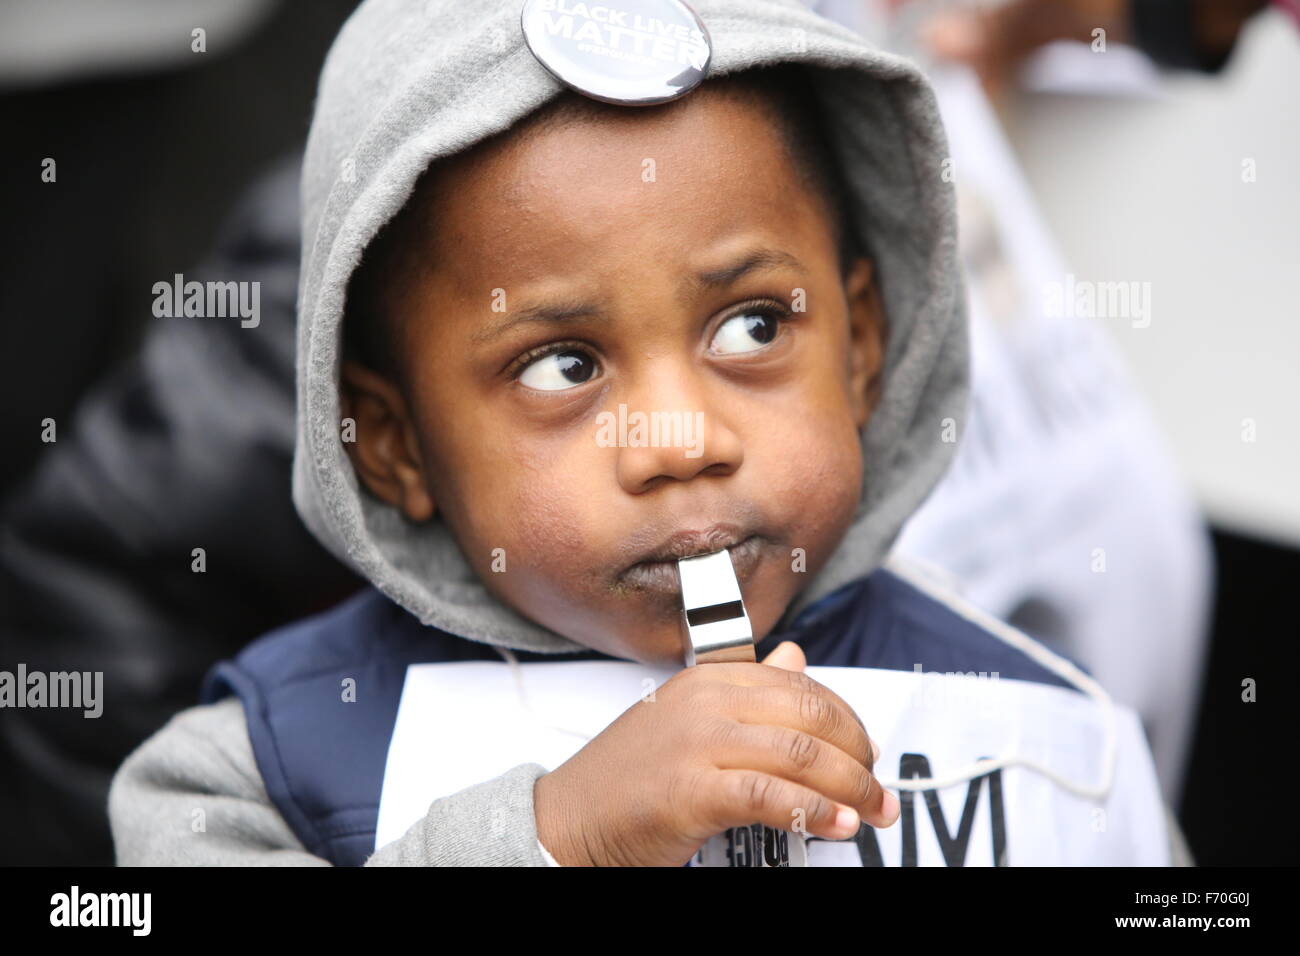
[871,739,881,764]
[924,15,982,58]
[881,790,900,826]
[834,806,860,837]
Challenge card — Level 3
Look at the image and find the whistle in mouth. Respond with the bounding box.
[677,548,756,666]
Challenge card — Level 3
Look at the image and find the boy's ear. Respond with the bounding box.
[843,256,886,431]
[339,359,436,522]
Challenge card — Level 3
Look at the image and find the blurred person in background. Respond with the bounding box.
[916,0,1290,92]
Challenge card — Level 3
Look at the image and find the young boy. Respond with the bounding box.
[109,0,1189,866]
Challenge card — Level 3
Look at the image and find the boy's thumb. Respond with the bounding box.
[760,640,806,672]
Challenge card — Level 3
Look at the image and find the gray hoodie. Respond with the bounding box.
[108,0,1192,865]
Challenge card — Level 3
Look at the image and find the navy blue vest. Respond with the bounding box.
[200,569,1085,866]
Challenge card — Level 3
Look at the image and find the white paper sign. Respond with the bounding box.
[375,661,1170,866]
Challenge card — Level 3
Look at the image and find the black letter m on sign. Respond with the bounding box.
[899,752,1007,866]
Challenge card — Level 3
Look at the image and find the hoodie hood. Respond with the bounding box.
[293,0,968,655]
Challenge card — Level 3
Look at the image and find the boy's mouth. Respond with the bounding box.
[619,527,763,594]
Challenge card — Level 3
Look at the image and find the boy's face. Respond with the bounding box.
[343,82,885,667]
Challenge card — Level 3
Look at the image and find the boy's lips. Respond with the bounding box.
[629,523,752,565]
[619,529,763,595]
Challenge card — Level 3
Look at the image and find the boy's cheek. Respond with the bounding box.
[763,414,864,581]
[762,400,863,507]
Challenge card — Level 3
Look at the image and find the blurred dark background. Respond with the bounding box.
[0,0,364,867]
[0,0,357,489]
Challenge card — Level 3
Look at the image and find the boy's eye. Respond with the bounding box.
[709,309,782,355]
[517,348,598,391]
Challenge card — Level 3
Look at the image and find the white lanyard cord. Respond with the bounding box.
[883,556,1118,801]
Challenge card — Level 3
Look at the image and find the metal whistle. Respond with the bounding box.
[677,549,756,667]
[676,548,808,867]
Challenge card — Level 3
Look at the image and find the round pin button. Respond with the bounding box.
[521,0,712,106]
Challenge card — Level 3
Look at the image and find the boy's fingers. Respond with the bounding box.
[715,656,869,739]
[726,683,875,774]
[708,769,861,841]
[760,640,806,672]
[711,722,891,826]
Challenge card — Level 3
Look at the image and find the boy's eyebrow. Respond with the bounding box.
[471,247,804,346]
[680,248,804,304]
[471,300,606,346]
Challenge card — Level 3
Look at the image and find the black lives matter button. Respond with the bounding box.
[521,0,712,106]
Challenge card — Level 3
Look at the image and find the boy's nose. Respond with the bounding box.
[611,389,744,494]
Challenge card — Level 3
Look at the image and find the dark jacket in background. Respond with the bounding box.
[0,155,359,865]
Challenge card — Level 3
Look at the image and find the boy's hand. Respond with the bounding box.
[533,641,899,867]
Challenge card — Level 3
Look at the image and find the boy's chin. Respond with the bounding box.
[593,625,691,669]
